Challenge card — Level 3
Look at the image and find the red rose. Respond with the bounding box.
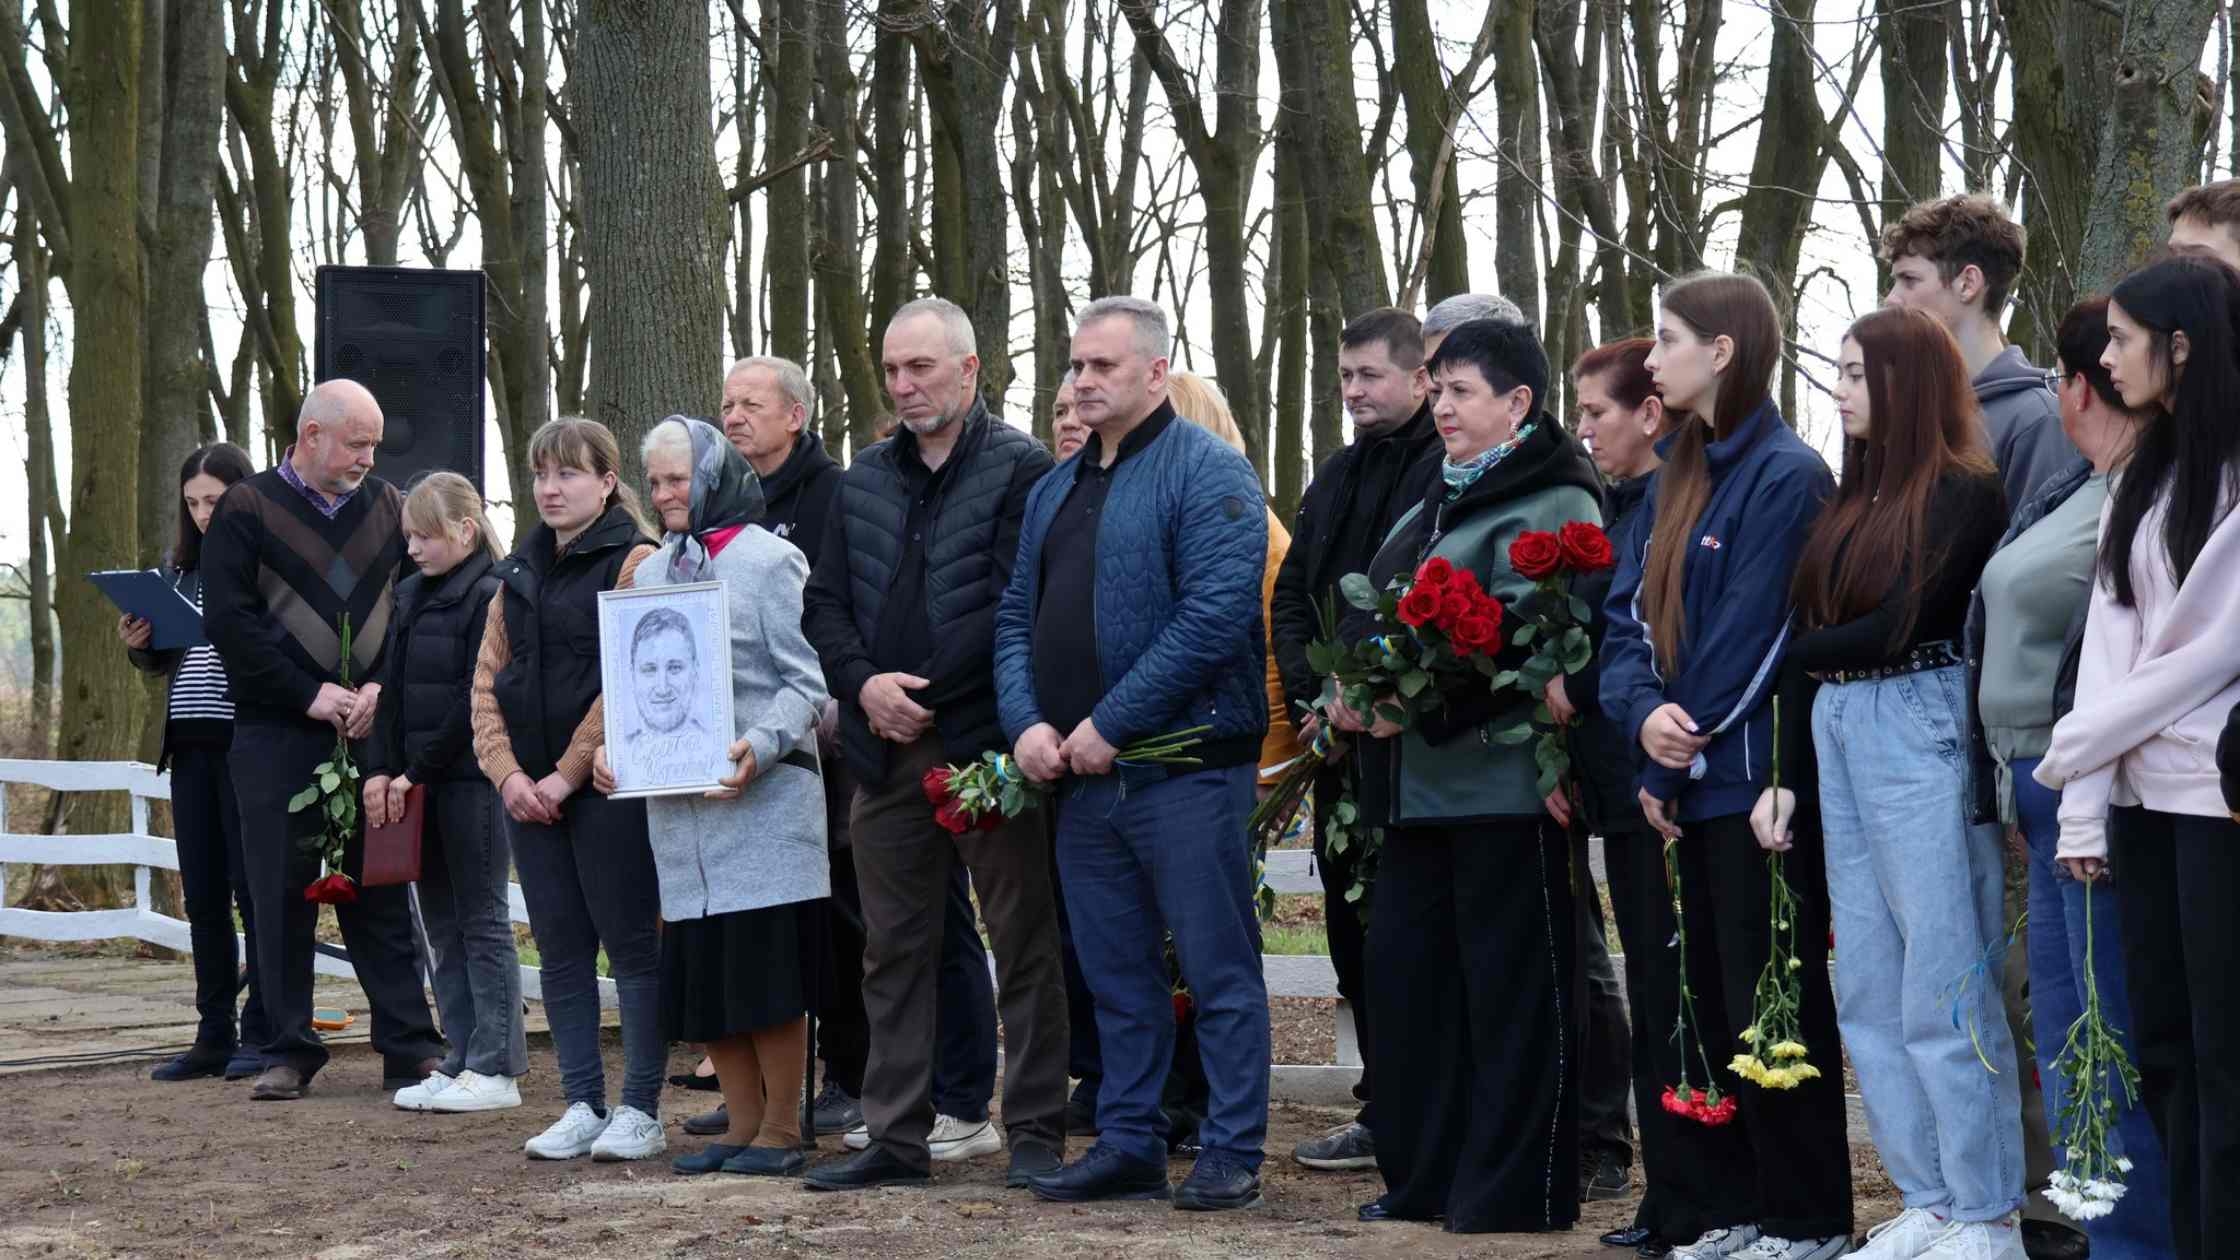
[974,806,1005,832]
[304,873,357,905]
[1453,612,1502,655]
[921,766,955,806]
[1438,590,1473,627]
[933,800,972,834]
[1509,530,1563,581]
[1447,568,1486,598]
[1415,557,1456,588]
[1172,990,1195,1024]
[1397,586,1442,628]
[1558,520,1615,572]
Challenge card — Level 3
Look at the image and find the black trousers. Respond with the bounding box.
[2109,806,2240,1260]
[1313,767,1375,1128]
[1603,824,1729,1242]
[230,719,443,1078]
[1667,812,1852,1241]
[169,740,270,1053]
[1575,829,1635,1166]
[1368,818,1579,1233]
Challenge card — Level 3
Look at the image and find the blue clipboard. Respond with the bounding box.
[88,570,207,650]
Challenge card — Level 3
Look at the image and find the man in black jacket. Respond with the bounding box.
[713,355,1002,1152]
[1271,305,1454,1170]
[800,298,1069,1193]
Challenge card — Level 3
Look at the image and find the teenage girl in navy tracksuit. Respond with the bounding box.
[1598,272,1854,1260]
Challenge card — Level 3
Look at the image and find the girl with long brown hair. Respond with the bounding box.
[1597,272,1852,1260]
[1760,308,2023,1259]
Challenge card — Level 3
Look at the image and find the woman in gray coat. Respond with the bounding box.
[592,416,831,1178]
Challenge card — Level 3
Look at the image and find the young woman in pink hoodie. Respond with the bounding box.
[2033,253,2240,1260]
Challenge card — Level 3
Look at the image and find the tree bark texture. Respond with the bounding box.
[2077,0,2221,296]
[765,0,814,363]
[910,0,1019,407]
[575,0,727,486]
[1273,0,1388,321]
[814,0,881,443]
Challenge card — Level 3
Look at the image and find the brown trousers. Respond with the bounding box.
[851,738,1071,1168]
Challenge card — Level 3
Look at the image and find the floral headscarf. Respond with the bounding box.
[658,414,766,582]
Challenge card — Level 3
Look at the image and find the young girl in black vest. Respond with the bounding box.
[366,472,526,1114]
[471,419,664,1162]
[123,441,267,1082]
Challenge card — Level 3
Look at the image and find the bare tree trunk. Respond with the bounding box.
[1011,8,1070,447]
[51,0,148,907]
[866,0,914,411]
[1492,0,1540,321]
[909,0,1020,407]
[1390,0,1468,302]
[2077,1,2221,294]
[1272,110,1309,519]
[139,0,225,569]
[814,0,880,440]
[2008,0,2125,356]
[1877,0,1947,219]
[20,195,57,750]
[574,0,727,485]
[766,0,814,362]
[1127,0,1265,459]
[1271,0,1388,320]
[329,0,426,267]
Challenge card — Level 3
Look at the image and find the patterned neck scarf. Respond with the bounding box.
[1441,419,1538,500]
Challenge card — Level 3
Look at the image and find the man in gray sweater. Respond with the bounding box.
[1881,193,2079,514]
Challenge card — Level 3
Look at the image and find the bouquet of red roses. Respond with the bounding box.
[924,726,1212,833]
[1492,521,1616,795]
[287,613,363,905]
[1309,556,1509,730]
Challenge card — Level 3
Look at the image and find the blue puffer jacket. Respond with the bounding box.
[995,413,1270,765]
[1599,401,1835,822]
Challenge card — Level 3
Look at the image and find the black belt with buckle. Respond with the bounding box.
[1808,639,1962,686]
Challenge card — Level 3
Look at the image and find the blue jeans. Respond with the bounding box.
[1814,666,2023,1221]
[2012,758,2174,1259]
[1056,763,1269,1169]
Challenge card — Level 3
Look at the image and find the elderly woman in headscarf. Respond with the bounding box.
[591,415,831,1178]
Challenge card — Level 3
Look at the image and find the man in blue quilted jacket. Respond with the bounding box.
[996,296,1273,1212]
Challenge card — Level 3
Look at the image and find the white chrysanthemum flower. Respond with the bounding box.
[2117,1156,2135,1173]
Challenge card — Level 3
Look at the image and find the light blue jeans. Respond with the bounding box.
[1814,665,2024,1222]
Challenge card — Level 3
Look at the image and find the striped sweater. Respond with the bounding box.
[200,468,407,724]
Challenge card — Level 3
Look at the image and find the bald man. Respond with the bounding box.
[201,380,445,1101]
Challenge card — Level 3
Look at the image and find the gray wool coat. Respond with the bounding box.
[634,527,831,920]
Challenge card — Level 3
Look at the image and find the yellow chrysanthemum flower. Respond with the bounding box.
[1772,1040,1810,1060]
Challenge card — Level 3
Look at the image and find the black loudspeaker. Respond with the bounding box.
[314,265,486,493]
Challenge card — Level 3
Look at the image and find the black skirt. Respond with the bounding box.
[658,898,818,1043]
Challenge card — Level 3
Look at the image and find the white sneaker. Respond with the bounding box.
[1918,1218,2025,1260]
[928,1114,1005,1163]
[842,1121,870,1151]
[392,1070,455,1111]
[589,1104,666,1162]
[1855,1208,1951,1259]
[1741,1234,1852,1260]
[524,1101,609,1160]
[427,1070,523,1113]
[1673,1227,1765,1259]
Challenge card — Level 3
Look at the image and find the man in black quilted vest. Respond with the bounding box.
[201,379,444,1102]
[801,297,1069,1192]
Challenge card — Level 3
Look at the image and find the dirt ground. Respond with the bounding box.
[0,1028,1903,1260]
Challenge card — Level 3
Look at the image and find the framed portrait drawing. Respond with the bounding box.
[596,581,736,799]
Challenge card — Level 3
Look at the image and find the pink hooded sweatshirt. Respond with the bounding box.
[2034,483,2240,861]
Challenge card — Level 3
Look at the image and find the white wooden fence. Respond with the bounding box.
[0,760,1360,1102]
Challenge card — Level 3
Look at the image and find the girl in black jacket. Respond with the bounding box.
[122,442,267,1081]
[365,472,526,1113]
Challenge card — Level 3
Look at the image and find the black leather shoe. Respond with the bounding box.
[151,1048,230,1082]
[222,1050,262,1080]
[683,1104,729,1137]
[673,1143,747,1175]
[1636,1241,1674,1259]
[810,1082,863,1136]
[1357,1196,1439,1224]
[668,1070,722,1093]
[1601,1225,1656,1249]
[1006,1142,1063,1188]
[803,1147,931,1192]
[1173,1153,1262,1212]
[1026,1145,1170,1203]
[722,1145,808,1177]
